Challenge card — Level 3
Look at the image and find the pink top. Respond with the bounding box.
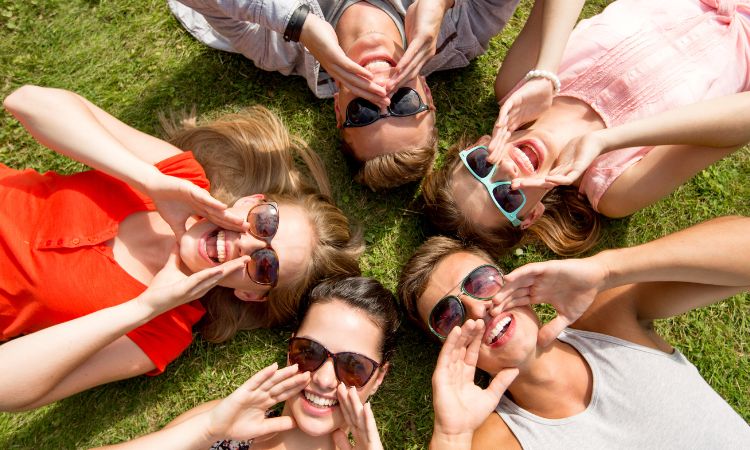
[556,0,750,211]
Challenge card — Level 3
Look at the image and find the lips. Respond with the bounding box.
[200,227,233,264]
[300,389,338,417]
[484,313,515,347]
[510,140,545,175]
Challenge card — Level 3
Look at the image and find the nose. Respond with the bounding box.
[462,296,492,321]
[310,357,339,391]
[492,148,519,181]
[237,232,266,257]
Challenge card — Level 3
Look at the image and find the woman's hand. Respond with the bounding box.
[487,79,555,165]
[300,15,388,107]
[491,258,608,347]
[141,171,247,239]
[333,383,384,450]
[388,0,452,92]
[205,363,311,441]
[431,320,519,447]
[536,131,609,188]
[137,248,249,314]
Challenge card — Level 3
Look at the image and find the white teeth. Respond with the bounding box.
[488,316,512,342]
[365,59,392,70]
[304,391,338,408]
[514,147,535,173]
[217,230,226,263]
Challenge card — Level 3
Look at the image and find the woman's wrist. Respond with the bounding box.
[430,429,474,450]
[524,69,561,95]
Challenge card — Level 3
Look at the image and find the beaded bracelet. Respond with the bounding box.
[523,69,561,95]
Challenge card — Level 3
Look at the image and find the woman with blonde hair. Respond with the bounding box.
[0,85,362,411]
[422,0,750,256]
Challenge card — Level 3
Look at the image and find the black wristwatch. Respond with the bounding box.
[283,3,311,42]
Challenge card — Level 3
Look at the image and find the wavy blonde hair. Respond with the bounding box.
[420,138,601,257]
[161,106,363,342]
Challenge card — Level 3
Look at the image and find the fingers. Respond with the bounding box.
[511,177,556,190]
[537,316,571,348]
[542,173,578,187]
[268,372,311,403]
[363,402,381,444]
[332,429,354,450]
[487,367,519,398]
[487,128,510,165]
[463,320,485,368]
[237,361,280,393]
[257,416,296,436]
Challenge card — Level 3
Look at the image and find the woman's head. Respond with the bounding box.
[163,106,364,341]
[284,277,400,436]
[421,134,601,257]
[398,236,540,374]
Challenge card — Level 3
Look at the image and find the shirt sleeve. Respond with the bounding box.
[155,151,210,190]
[126,300,206,375]
[174,0,302,36]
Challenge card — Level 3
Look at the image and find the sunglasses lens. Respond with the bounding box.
[389,88,422,116]
[346,98,380,125]
[247,248,279,285]
[466,147,493,178]
[289,338,327,372]
[429,296,465,338]
[335,352,378,388]
[464,265,503,299]
[248,203,279,239]
[492,183,525,212]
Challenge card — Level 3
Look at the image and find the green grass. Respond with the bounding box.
[1,0,748,448]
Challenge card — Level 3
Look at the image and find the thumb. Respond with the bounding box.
[332,428,353,450]
[256,416,297,436]
[537,316,570,348]
[487,367,519,398]
[170,220,187,240]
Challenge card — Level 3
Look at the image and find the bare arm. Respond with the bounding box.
[0,254,249,412]
[541,92,750,187]
[3,85,179,192]
[495,216,750,345]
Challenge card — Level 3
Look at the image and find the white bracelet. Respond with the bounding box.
[524,69,561,95]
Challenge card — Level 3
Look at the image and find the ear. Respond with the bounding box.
[333,92,344,128]
[520,203,545,230]
[234,289,268,302]
[367,362,389,397]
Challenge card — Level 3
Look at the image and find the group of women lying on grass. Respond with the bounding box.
[1,0,749,448]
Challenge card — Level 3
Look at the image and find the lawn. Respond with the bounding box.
[1,0,748,448]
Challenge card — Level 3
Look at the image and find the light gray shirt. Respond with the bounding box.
[168,0,520,97]
[496,328,750,449]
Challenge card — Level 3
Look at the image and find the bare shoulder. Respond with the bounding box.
[472,411,522,450]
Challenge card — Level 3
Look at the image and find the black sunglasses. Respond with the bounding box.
[343,87,429,128]
[428,264,504,339]
[288,337,381,388]
[245,201,280,286]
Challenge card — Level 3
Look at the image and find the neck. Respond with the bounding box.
[335,3,401,52]
[505,339,592,419]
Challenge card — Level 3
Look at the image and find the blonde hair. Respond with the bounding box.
[161,106,363,342]
[345,129,438,190]
[421,138,601,258]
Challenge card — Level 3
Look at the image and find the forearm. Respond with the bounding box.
[596,92,750,151]
[594,216,750,290]
[3,85,160,192]
[0,297,162,411]
[98,410,216,450]
[534,0,585,72]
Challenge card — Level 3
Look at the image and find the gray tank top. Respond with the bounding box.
[496,329,750,449]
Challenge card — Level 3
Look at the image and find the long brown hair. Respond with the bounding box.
[161,106,363,342]
[420,138,601,258]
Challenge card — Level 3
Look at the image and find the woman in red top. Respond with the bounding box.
[0,85,362,411]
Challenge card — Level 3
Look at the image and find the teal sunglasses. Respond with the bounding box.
[459,145,526,227]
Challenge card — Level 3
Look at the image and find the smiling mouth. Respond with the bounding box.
[514,143,540,173]
[487,315,513,345]
[204,229,227,263]
[303,390,338,409]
